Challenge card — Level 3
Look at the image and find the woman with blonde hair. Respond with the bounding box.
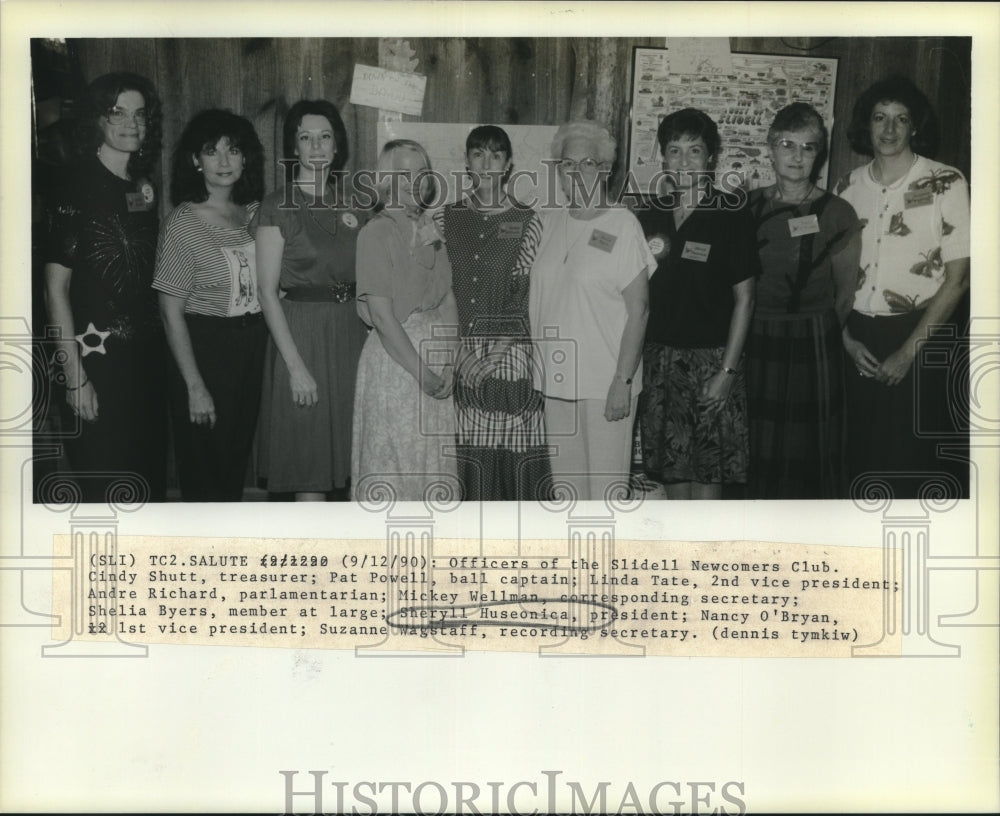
[351,139,458,501]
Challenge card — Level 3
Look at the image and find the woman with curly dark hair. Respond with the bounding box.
[43,71,168,502]
[252,99,368,501]
[835,76,969,497]
[153,109,266,500]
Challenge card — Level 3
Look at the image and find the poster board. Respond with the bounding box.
[627,45,838,193]
[377,121,560,206]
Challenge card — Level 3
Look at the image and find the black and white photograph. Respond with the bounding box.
[2,2,997,813]
[27,28,973,505]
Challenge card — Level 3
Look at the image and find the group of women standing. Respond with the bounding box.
[43,70,968,504]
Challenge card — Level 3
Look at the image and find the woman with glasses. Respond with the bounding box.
[528,120,654,501]
[351,139,459,502]
[153,110,266,501]
[252,100,368,501]
[745,103,861,498]
[43,71,168,502]
[835,76,969,497]
[436,125,549,501]
[635,108,757,500]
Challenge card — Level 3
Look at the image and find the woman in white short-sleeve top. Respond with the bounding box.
[835,76,970,498]
[528,120,655,502]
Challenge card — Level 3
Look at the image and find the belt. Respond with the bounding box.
[186,311,264,327]
[283,283,357,303]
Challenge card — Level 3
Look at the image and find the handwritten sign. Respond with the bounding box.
[350,63,426,116]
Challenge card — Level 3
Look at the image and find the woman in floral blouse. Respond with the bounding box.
[836,76,970,497]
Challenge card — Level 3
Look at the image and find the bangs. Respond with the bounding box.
[467,134,510,156]
[200,130,246,153]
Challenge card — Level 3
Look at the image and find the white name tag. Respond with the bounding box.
[788,214,820,237]
[681,241,711,262]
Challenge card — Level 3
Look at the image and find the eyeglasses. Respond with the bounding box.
[105,107,148,126]
[772,139,820,156]
[559,157,601,172]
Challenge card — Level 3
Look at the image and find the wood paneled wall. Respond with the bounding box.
[69,36,971,212]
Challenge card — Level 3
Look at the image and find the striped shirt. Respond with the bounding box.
[152,201,260,317]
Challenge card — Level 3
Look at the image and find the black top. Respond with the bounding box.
[45,157,162,347]
[635,187,758,348]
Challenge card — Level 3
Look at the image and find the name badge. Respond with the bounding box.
[788,214,820,237]
[498,221,522,240]
[588,229,618,253]
[904,189,933,209]
[681,240,711,262]
[125,192,149,212]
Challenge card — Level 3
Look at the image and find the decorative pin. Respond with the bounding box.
[75,323,110,357]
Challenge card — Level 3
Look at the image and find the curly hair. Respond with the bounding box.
[550,120,617,165]
[657,108,720,169]
[281,99,349,172]
[767,102,829,183]
[170,109,264,206]
[846,75,939,158]
[77,71,162,179]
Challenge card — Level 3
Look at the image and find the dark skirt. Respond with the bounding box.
[257,299,367,492]
[746,310,847,499]
[844,310,967,499]
[639,343,748,485]
[56,334,169,503]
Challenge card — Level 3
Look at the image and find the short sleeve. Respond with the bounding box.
[151,208,196,298]
[355,218,395,301]
[613,211,656,292]
[937,168,970,263]
[250,192,300,244]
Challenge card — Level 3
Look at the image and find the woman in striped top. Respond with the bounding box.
[153,109,266,501]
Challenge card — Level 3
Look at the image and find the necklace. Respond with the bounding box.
[296,183,340,239]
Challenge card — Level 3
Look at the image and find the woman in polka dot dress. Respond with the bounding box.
[435,126,551,500]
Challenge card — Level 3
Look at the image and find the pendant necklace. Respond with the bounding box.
[295,181,339,239]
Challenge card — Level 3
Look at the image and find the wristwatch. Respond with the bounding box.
[721,366,738,376]
[615,374,633,385]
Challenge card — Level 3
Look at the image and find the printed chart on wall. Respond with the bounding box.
[627,43,838,193]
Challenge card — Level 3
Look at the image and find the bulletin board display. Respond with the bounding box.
[378,122,560,206]
[626,46,839,193]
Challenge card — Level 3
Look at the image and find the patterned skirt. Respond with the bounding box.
[746,310,847,499]
[351,307,458,503]
[639,343,748,485]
